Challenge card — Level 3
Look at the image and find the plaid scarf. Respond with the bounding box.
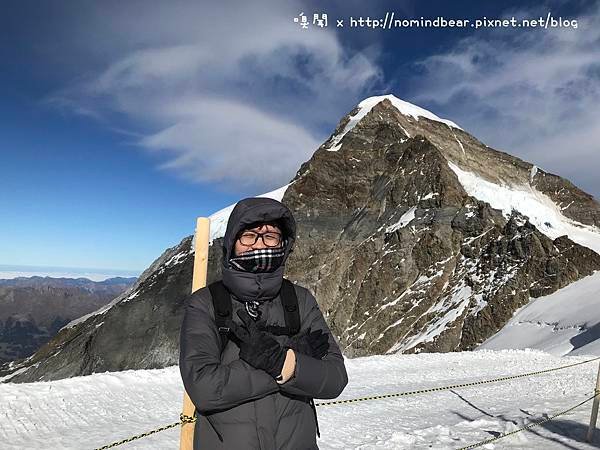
[229,242,286,274]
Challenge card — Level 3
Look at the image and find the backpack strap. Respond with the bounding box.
[208,281,232,353]
[208,278,301,352]
[280,278,301,336]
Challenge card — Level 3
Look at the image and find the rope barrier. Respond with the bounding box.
[93,355,600,448]
[458,392,600,449]
[315,355,600,407]
[93,414,196,449]
[94,420,181,450]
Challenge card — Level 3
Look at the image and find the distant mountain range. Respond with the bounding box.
[0,276,136,363]
[0,264,140,282]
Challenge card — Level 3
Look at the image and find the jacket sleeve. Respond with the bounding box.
[279,287,348,399]
[179,290,279,414]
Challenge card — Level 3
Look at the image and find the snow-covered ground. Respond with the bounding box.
[1,350,599,449]
[481,271,600,356]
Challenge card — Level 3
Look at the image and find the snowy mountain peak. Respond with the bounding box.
[359,94,462,129]
[325,93,461,152]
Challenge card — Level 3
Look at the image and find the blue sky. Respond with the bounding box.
[1,0,599,276]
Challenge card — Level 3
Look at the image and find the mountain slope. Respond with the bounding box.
[480,270,600,356]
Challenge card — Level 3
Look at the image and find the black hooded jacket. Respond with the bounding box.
[179,197,348,450]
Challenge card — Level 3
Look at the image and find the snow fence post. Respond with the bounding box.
[180,217,210,450]
[587,361,600,443]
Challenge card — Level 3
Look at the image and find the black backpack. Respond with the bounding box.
[207,278,320,438]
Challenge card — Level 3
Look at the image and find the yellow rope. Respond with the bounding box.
[315,355,600,407]
[92,414,195,449]
[458,392,599,449]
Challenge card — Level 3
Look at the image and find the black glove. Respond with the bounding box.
[228,309,288,378]
[288,329,329,359]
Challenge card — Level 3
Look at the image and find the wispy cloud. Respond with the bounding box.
[50,0,383,192]
[410,2,600,196]
[139,97,319,189]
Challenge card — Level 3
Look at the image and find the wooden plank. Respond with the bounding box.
[180,217,210,450]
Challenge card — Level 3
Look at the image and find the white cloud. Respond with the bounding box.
[140,97,319,189]
[411,2,600,197]
[50,0,383,192]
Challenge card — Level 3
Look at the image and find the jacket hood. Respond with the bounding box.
[221,197,296,302]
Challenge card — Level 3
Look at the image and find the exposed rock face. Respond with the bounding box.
[4,95,600,382]
[0,277,134,363]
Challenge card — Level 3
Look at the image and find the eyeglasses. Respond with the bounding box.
[238,231,283,247]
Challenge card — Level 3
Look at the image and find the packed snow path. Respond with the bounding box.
[1,350,599,449]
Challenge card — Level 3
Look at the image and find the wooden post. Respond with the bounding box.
[180,217,210,450]
[587,361,600,443]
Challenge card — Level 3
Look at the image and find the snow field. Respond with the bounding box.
[447,161,600,255]
[1,350,599,449]
[481,271,600,356]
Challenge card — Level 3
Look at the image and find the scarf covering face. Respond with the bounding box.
[228,239,287,274]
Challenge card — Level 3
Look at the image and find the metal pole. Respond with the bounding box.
[587,361,600,443]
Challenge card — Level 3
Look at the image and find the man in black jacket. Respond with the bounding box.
[179,197,348,449]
